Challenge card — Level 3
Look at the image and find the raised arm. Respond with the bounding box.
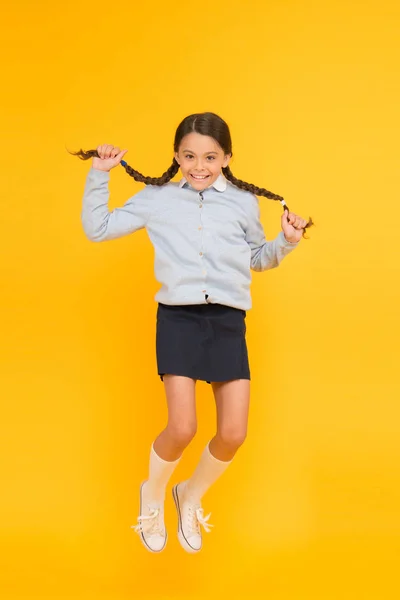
[81,167,152,242]
[245,194,299,272]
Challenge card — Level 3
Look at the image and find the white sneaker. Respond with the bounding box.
[131,481,167,553]
[172,482,213,553]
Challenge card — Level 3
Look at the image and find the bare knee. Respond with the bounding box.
[217,427,247,452]
[166,420,197,449]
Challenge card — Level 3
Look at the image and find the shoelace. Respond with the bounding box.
[131,507,164,535]
[188,505,214,535]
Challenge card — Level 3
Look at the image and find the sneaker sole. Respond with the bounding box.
[137,481,167,554]
[172,483,202,554]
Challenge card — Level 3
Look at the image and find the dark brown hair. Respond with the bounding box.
[69,112,313,236]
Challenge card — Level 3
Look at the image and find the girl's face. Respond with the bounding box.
[175,132,231,191]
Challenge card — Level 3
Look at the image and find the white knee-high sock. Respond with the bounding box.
[144,444,181,502]
[184,442,232,504]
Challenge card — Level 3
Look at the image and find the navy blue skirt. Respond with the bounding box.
[156,302,250,384]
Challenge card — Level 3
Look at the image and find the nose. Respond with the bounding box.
[194,158,206,171]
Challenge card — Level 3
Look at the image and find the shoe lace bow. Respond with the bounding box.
[131,506,164,535]
[188,505,214,534]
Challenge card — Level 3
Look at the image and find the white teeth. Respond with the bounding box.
[191,174,208,179]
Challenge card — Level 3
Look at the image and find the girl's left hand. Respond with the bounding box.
[281,209,308,243]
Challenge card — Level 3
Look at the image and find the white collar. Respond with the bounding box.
[178,173,227,192]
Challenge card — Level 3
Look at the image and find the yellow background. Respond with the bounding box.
[1,0,399,598]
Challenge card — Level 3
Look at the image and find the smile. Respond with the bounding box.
[190,174,210,181]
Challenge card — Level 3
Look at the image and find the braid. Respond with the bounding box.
[222,165,284,201]
[222,165,314,236]
[69,146,314,236]
[121,158,179,185]
[69,148,179,186]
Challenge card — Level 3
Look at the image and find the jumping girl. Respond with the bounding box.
[71,112,312,554]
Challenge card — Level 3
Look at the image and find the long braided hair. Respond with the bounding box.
[69,112,313,236]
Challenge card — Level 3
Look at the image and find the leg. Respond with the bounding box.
[173,379,250,553]
[184,378,250,502]
[209,378,250,461]
[134,375,197,553]
[153,375,197,461]
[145,375,197,500]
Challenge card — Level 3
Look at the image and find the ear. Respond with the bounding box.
[174,151,180,165]
[223,154,231,168]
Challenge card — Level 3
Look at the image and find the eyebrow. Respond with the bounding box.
[182,149,219,155]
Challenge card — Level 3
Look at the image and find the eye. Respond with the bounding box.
[207,156,215,161]
[185,154,194,159]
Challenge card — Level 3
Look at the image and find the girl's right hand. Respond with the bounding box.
[92,144,128,172]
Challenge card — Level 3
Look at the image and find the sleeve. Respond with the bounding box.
[245,194,299,272]
[81,167,153,242]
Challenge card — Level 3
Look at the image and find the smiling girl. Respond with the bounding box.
[71,112,312,554]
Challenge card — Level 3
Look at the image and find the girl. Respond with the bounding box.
[72,112,312,554]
